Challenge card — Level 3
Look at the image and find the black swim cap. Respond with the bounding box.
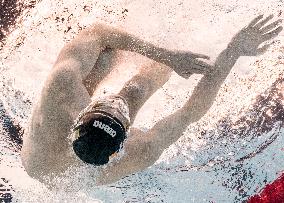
[72,110,127,165]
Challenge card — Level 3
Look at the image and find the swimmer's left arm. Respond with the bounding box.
[59,22,213,79]
[96,24,213,78]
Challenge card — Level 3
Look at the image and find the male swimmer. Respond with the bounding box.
[21,15,282,185]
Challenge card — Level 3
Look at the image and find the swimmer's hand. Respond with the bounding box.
[168,51,213,78]
[228,14,283,56]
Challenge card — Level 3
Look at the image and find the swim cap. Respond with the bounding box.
[71,95,130,165]
[72,110,127,165]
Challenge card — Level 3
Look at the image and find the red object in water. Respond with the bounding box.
[248,173,284,203]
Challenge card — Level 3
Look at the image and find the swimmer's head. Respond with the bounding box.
[72,110,127,165]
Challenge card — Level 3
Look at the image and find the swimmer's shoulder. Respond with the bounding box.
[40,61,91,116]
[25,61,92,157]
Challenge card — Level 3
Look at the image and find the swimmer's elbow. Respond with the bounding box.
[21,142,34,176]
[21,152,43,181]
[21,145,50,183]
[84,22,109,37]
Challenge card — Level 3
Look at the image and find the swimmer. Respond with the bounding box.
[21,15,282,185]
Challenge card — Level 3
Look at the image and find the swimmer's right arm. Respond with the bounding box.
[146,14,283,158]
[54,23,212,80]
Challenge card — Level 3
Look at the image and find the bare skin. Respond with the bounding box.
[21,15,282,185]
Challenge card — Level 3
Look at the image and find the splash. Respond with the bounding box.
[0,0,284,202]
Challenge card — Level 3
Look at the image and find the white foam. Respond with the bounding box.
[1,0,284,202]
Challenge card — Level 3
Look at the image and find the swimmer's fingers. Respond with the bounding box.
[191,53,210,60]
[254,14,274,29]
[179,71,193,79]
[172,51,212,77]
[179,61,213,78]
[194,59,214,69]
[247,14,264,28]
[260,19,283,34]
[255,43,272,55]
[261,26,283,41]
[190,59,214,74]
